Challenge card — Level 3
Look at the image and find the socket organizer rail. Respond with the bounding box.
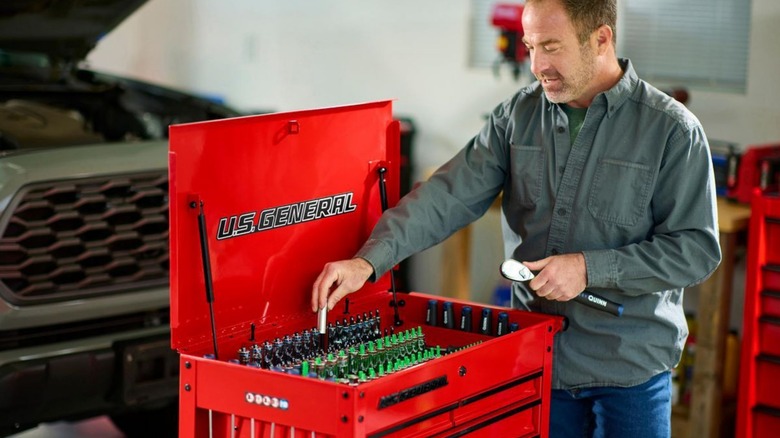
[169,100,563,437]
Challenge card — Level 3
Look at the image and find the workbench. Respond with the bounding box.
[672,197,751,437]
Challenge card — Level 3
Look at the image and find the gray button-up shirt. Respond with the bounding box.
[357,59,721,389]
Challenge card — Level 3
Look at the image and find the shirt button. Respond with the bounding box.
[557,126,565,133]
[558,208,567,216]
[551,249,560,255]
[558,166,565,173]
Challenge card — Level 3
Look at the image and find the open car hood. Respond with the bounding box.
[0,0,146,62]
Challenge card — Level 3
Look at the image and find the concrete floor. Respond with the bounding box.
[8,417,124,438]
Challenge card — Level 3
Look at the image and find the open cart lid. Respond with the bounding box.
[168,100,399,352]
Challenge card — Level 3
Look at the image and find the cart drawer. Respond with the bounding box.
[761,291,780,318]
[755,355,780,408]
[759,317,780,356]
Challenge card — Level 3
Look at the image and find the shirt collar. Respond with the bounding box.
[601,58,637,117]
[544,58,638,115]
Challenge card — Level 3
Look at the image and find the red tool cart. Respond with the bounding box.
[737,189,780,437]
[168,100,563,437]
[727,143,780,204]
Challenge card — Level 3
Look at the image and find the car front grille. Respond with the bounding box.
[0,171,169,305]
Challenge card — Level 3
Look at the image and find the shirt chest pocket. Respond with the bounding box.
[588,158,653,226]
[510,144,544,207]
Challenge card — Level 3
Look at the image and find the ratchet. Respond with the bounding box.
[500,259,623,316]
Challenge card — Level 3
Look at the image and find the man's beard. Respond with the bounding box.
[539,43,597,104]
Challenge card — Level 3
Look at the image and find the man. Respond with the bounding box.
[312,0,721,436]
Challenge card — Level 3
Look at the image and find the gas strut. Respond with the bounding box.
[378,166,403,326]
[196,200,220,359]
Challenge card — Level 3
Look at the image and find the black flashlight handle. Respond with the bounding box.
[573,291,624,317]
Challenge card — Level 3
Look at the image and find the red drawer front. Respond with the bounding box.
[452,371,541,425]
[765,218,780,265]
[759,317,780,356]
[762,291,780,318]
[755,356,780,408]
[764,266,780,291]
[371,409,455,438]
[432,402,542,438]
[753,406,780,438]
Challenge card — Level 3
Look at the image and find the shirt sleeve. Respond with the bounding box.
[356,103,513,281]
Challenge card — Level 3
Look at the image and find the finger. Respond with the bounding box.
[522,257,550,271]
[528,275,546,292]
[312,267,335,312]
[311,277,320,312]
[556,292,574,302]
[544,287,566,301]
[326,284,351,311]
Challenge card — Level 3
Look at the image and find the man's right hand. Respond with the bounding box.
[311,257,374,312]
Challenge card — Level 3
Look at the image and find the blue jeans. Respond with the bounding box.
[549,371,671,438]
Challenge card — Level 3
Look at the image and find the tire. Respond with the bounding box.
[109,403,177,437]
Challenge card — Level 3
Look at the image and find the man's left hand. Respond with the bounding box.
[523,253,587,302]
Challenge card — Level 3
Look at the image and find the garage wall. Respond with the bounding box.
[683,0,780,148]
[89,0,524,172]
[88,0,780,303]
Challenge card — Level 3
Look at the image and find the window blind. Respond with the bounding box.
[618,0,751,93]
[469,0,752,93]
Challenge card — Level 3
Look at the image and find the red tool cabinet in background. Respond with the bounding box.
[737,190,780,437]
[168,100,562,437]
